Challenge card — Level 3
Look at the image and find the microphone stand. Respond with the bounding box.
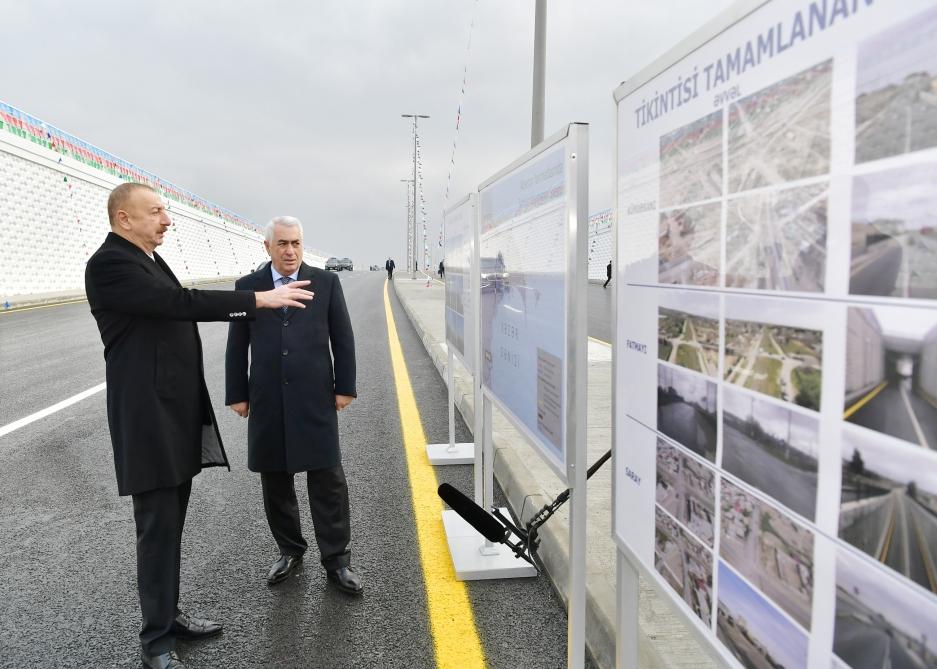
[489,449,612,573]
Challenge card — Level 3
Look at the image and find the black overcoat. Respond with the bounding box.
[85,232,256,496]
[225,262,356,473]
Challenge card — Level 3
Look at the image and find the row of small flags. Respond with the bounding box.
[0,100,258,236]
[441,0,479,253]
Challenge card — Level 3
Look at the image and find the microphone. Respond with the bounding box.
[438,483,509,544]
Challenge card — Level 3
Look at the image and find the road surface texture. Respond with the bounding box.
[0,271,593,668]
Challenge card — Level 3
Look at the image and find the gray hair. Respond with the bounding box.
[264,216,303,242]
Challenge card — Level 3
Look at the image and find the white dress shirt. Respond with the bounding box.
[270,265,299,287]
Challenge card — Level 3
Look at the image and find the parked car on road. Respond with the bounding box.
[340,257,353,271]
[325,257,342,271]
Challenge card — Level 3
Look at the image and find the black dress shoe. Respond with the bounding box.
[267,553,303,585]
[172,610,223,640]
[327,566,363,596]
[141,649,186,669]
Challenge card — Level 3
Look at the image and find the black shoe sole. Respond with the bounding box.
[175,626,223,641]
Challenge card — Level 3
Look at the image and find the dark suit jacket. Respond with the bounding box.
[225,262,356,473]
[85,232,256,496]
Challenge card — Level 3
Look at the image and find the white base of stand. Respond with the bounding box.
[441,508,538,580]
[426,442,475,465]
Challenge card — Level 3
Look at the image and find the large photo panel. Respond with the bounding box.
[614,1,937,667]
[479,129,581,477]
[444,194,476,371]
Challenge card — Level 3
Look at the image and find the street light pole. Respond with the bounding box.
[531,0,546,148]
[400,178,414,278]
[402,113,429,279]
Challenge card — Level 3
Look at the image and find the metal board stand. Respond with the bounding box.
[438,192,537,580]
[425,345,474,464]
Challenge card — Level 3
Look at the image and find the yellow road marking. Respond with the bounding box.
[878,498,897,563]
[383,280,486,669]
[843,381,888,420]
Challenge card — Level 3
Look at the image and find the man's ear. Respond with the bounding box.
[115,209,131,231]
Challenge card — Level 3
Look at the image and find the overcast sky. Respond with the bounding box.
[2,1,733,266]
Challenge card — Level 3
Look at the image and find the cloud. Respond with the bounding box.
[2,0,733,265]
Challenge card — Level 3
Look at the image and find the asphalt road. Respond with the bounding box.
[722,424,817,521]
[848,381,937,449]
[834,592,924,669]
[587,282,612,344]
[849,240,902,298]
[0,270,591,668]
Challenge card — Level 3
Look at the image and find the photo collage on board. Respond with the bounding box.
[648,5,937,668]
[833,7,937,668]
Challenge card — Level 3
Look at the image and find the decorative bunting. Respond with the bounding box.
[439,0,479,256]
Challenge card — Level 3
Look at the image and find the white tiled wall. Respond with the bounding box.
[0,133,327,304]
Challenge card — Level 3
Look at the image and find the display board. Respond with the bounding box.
[479,125,584,480]
[444,194,476,372]
[613,1,937,667]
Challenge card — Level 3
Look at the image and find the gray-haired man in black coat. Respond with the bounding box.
[85,184,314,669]
[225,216,361,596]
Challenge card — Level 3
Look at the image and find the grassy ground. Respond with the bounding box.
[676,344,703,372]
[792,366,822,410]
[748,356,783,398]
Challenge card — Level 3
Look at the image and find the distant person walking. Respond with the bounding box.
[438,259,445,279]
[385,257,395,280]
[604,260,612,288]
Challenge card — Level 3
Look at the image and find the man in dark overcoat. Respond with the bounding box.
[385,257,395,280]
[225,216,362,595]
[85,183,313,669]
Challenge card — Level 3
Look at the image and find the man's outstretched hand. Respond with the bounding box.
[256,280,314,309]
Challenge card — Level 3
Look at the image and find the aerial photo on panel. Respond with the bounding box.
[724,298,823,411]
[849,163,937,300]
[844,306,937,449]
[657,363,718,462]
[658,202,721,286]
[658,290,720,378]
[725,183,827,293]
[716,561,808,669]
[720,478,814,630]
[659,110,723,208]
[728,60,832,193]
[656,438,716,546]
[834,546,937,669]
[855,5,937,163]
[721,386,819,521]
[839,426,937,596]
[655,506,714,625]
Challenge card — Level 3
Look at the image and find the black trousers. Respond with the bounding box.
[387,268,394,279]
[132,480,192,655]
[261,465,351,570]
[603,276,611,288]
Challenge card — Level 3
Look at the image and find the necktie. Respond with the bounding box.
[280,276,293,315]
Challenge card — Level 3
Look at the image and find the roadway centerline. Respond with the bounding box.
[0,382,106,438]
[382,279,486,669]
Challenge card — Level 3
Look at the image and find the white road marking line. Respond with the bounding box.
[0,383,106,438]
[899,384,930,450]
